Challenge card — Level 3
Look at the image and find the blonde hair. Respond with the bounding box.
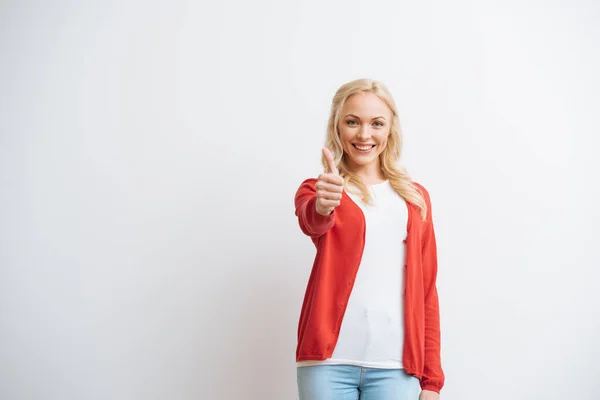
[322,78,427,220]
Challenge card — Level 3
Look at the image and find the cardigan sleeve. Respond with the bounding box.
[417,184,445,393]
[294,178,336,239]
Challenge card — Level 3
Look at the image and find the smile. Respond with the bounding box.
[353,144,376,152]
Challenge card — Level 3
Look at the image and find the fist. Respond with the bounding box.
[315,147,344,216]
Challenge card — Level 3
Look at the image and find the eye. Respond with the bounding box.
[346,120,358,126]
[373,121,384,127]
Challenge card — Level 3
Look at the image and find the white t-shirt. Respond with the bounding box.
[298,180,408,369]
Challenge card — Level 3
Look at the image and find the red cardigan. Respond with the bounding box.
[294,178,445,393]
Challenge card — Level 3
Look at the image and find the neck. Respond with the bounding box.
[348,159,386,185]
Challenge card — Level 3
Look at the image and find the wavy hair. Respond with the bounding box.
[322,78,427,220]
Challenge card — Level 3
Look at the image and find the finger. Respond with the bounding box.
[322,147,338,175]
[315,181,343,193]
[318,199,341,209]
[317,191,342,201]
[319,173,344,186]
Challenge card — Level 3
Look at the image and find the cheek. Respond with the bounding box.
[338,127,353,148]
[376,130,390,146]
[338,125,351,139]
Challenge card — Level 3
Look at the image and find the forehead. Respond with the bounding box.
[341,92,391,117]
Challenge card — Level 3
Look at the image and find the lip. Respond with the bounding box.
[352,144,376,152]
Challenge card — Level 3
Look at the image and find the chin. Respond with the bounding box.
[348,155,379,166]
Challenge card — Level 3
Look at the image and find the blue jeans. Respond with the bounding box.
[297,365,421,400]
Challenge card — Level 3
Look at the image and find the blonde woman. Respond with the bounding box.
[294,79,444,399]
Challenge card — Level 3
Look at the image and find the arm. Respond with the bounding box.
[294,178,336,239]
[418,185,445,393]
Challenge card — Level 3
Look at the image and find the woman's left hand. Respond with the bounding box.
[419,389,440,400]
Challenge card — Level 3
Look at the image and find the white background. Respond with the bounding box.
[1,1,599,399]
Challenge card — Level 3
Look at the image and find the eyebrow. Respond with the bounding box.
[344,114,386,120]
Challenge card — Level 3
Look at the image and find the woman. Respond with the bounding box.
[294,79,444,399]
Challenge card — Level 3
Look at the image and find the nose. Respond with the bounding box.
[357,125,372,140]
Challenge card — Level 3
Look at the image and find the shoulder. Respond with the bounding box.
[410,181,431,204]
[411,181,436,223]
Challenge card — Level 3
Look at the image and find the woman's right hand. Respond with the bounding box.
[315,147,344,216]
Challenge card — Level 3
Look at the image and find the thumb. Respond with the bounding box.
[322,147,339,175]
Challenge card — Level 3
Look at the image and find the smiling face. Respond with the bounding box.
[338,92,393,174]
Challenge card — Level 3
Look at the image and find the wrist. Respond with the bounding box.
[316,207,331,217]
[315,203,331,216]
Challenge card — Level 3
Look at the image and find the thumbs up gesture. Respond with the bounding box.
[315,148,344,216]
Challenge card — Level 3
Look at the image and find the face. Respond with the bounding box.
[338,92,393,170]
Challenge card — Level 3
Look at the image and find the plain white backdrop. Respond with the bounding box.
[1,1,599,399]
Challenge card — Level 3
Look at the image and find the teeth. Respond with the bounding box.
[355,145,374,151]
